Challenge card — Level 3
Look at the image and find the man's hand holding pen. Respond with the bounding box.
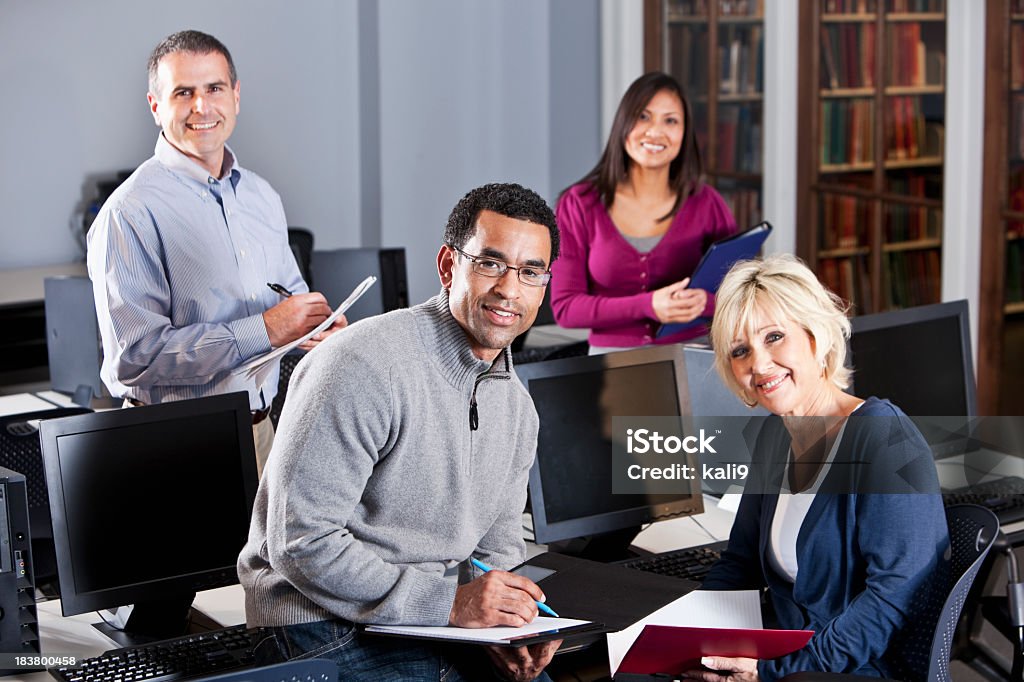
[262,291,346,348]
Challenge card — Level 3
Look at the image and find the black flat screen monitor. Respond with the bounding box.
[849,300,977,460]
[39,392,258,639]
[849,299,976,416]
[516,345,703,557]
[310,247,408,322]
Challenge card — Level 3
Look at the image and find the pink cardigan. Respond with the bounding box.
[551,182,737,348]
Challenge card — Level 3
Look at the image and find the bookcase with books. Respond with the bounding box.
[643,0,765,229]
[796,0,946,315]
[979,0,1024,414]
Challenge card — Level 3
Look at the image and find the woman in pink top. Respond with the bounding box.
[551,72,737,350]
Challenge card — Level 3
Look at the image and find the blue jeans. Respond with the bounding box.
[254,617,554,682]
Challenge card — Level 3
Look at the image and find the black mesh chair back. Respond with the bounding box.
[928,504,999,681]
[287,228,315,288]
[270,351,307,429]
[0,406,92,589]
[194,658,336,682]
[781,503,999,682]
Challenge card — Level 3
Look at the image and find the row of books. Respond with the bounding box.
[883,249,942,309]
[719,27,763,95]
[1008,239,1024,304]
[884,96,942,161]
[819,192,870,250]
[823,0,876,13]
[820,256,871,313]
[716,105,762,173]
[884,201,941,243]
[669,0,763,18]
[719,187,761,233]
[887,0,945,13]
[669,25,709,94]
[886,23,944,88]
[820,23,876,89]
[821,99,874,167]
[1014,24,1024,91]
[1012,96,1024,162]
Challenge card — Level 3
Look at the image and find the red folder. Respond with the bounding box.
[618,625,814,675]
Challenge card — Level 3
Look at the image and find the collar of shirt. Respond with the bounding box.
[154,133,242,191]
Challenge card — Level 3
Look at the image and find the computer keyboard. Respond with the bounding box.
[616,540,728,582]
[49,624,266,682]
[944,476,1024,524]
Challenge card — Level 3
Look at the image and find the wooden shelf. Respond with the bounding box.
[883,156,944,170]
[821,13,877,23]
[718,15,764,25]
[1005,301,1024,315]
[882,238,942,253]
[718,92,763,103]
[821,87,876,98]
[884,84,945,95]
[820,162,876,173]
[819,246,871,258]
[886,12,945,23]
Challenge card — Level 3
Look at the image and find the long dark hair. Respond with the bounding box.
[575,72,704,221]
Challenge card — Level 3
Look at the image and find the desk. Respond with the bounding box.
[0,264,88,309]
[25,586,246,682]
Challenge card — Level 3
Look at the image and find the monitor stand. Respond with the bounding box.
[546,526,641,562]
[92,592,220,648]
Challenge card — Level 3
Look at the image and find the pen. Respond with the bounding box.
[470,558,559,617]
[266,282,293,298]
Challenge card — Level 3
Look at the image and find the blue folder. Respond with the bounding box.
[656,221,773,338]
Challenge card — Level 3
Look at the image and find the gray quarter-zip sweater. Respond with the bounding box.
[237,292,538,627]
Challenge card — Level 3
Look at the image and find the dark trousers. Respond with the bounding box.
[255,617,554,682]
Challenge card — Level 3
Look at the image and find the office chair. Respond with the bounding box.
[269,350,307,429]
[0,406,92,593]
[287,227,315,287]
[193,658,336,682]
[781,504,999,682]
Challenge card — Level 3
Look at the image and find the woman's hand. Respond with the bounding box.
[681,656,759,682]
[652,278,709,323]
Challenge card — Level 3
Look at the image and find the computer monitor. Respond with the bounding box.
[849,300,977,461]
[310,247,409,322]
[849,299,977,416]
[39,392,258,643]
[44,276,108,403]
[516,345,703,560]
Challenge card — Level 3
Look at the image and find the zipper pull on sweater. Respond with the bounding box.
[469,398,479,431]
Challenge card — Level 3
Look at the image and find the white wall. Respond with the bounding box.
[0,0,362,269]
[0,0,602,305]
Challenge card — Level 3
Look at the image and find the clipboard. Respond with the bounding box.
[656,221,773,338]
[618,624,813,675]
[362,618,606,647]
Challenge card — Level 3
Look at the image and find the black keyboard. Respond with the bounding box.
[616,541,728,582]
[944,476,1024,524]
[49,624,266,682]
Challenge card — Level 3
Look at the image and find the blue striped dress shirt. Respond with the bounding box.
[87,134,307,410]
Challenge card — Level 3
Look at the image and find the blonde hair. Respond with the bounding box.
[709,254,852,404]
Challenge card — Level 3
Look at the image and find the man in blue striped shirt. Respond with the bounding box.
[87,30,345,474]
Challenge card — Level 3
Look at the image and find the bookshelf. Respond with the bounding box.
[796,0,946,315]
[643,0,765,229]
[979,0,1024,415]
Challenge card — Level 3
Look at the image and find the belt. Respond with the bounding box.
[127,398,271,425]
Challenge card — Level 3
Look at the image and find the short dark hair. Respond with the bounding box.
[147,30,237,95]
[444,183,560,262]
[574,72,703,220]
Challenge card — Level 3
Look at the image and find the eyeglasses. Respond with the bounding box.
[451,246,551,287]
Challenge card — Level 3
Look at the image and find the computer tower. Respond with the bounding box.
[44,276,108,402]
[0,467,40,675]
[310,248,409,322]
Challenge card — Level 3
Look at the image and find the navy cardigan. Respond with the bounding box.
[702,398,950,681]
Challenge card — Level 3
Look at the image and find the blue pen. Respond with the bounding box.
[470,557,559,617]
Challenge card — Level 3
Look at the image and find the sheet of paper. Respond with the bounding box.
[607,590,761,676]
[365,616,591,644]
[234,275,377,387]
[0,393,57,417]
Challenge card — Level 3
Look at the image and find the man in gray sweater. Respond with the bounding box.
[238,183,561,681]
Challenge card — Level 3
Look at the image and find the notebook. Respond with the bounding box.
[656,221,773,338]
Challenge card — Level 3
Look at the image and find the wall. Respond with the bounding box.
[0,0,602,305]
